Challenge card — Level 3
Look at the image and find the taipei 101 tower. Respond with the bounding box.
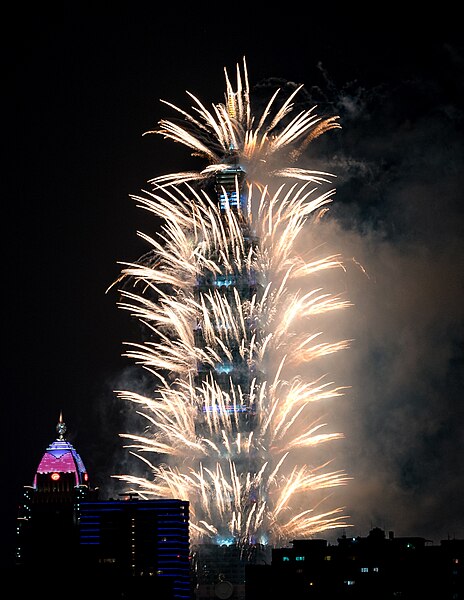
[194,152,262,435]
[115,59,351,597]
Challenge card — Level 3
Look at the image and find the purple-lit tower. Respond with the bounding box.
[33,412,90,491]
[15,414,97,570]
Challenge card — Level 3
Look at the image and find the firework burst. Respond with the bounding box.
[113,57,352,545]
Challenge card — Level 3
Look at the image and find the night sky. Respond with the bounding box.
[4,6,463,567]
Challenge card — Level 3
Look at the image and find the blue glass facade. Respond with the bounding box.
[79,499,191,599]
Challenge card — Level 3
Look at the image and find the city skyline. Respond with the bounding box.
[4,5,463,569]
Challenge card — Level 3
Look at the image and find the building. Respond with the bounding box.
[191,149,269,600]
[191,541,270,600]
[79,497,191,599]
[13,416,192,600]
[194,157,262,434]
[245,527,464,599]
[15,413,97,571]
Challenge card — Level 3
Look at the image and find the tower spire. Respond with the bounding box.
[57,411,66,440]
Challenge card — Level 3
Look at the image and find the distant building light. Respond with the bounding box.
[296,556,305,561]
[215,363,233,374]
[214,276,236,287]
[373,567,379,572]
[282,556,290,562]
[202,404,249,414]
[361,567,368,573]
[215,536,235,547]
[344,580,355,586]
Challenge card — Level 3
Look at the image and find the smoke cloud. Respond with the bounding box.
[293,52,464,542]
[109,51,464,543]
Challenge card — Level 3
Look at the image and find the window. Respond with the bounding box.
[282,556,290,562]
[296,556,305,562]
[360,567,368,573]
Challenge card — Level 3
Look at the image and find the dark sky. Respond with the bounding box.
[4,6,463,566]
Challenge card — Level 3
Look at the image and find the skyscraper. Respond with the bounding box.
[14,415,192,599]
[79,498,191,599]
[114,59,351,598]
[15,414,96,571]
[194,158,262,437]
[190,153,270,599]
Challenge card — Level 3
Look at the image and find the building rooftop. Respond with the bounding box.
[33,413,88,487]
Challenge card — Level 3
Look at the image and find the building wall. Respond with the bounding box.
[245,530,464,600]
[79,498,191,600]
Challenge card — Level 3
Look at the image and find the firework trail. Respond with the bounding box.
[114,57,352,545]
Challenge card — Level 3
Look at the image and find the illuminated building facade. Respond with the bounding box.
[15,414,96,570]
[192,157,270,599]
[79,498,191,599]
[194,159,262,436]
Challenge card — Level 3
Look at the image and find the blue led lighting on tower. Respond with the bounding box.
[79,498,191,600]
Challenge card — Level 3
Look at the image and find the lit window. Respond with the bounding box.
[361,567,368,573]
[324,555,332,561]
[296,556,305,562]
[344,580,355,586]
[215,363,233,374]
[373,567,379,572]
[282,556,290,562]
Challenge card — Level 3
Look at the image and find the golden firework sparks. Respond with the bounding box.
[113,58,352,546]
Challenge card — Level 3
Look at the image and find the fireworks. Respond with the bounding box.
[114,57,351,545]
